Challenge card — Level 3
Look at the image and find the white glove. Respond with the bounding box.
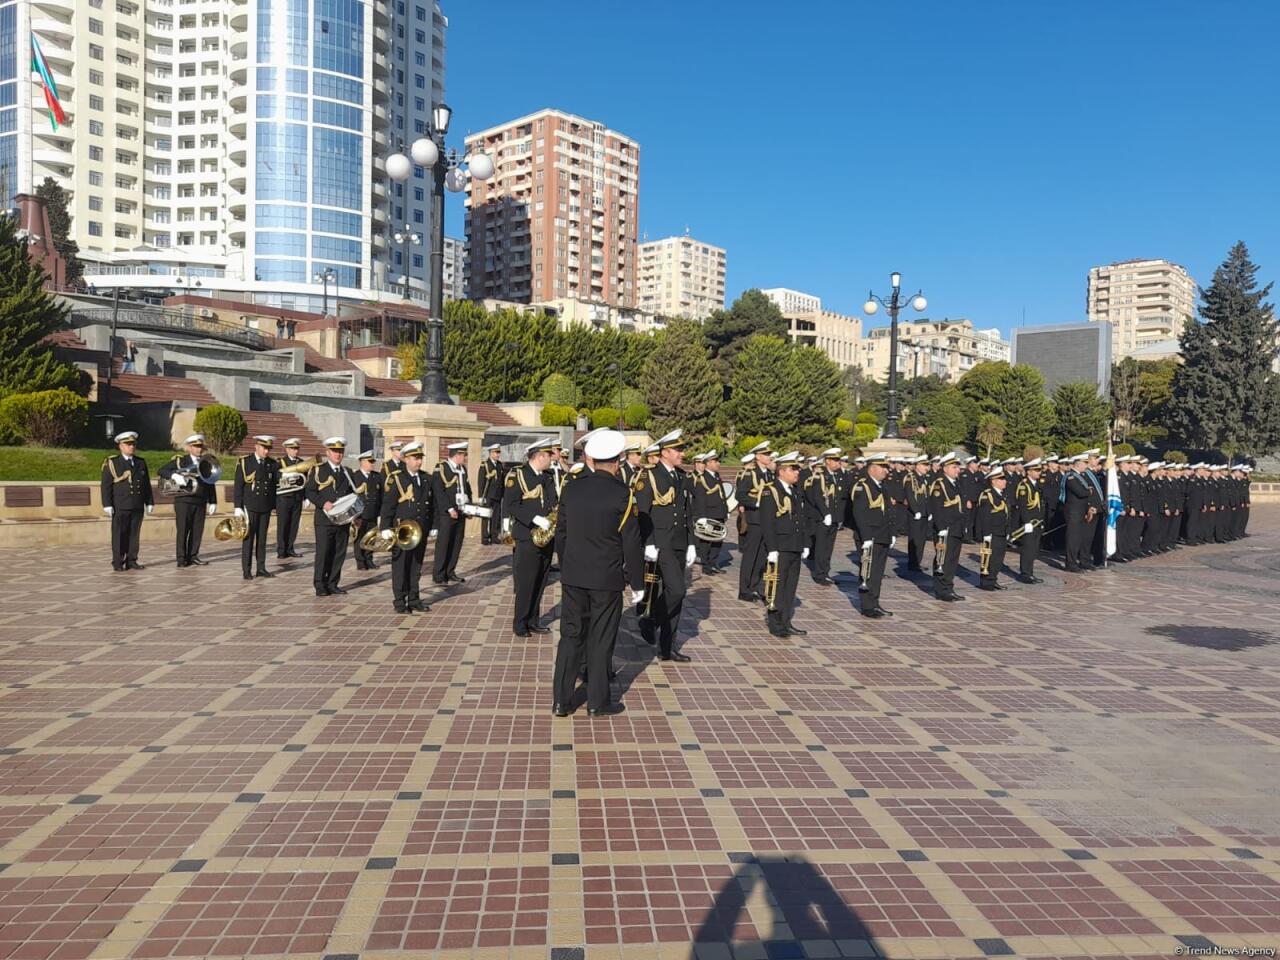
[801,547,810,560]
[500,517,512,534]
[206,503,217,517]
[1023,522,1034,534]
[861,540,872,551]
[914,512,923,520]
[823,514,832,527]
[428,528,438,539]
[685,544,695,567]
[630,588,645,605]
[938,529,948,540]
[145,504,154,515]
[103,506,114,517]
[644,544,658,562]
[766,550,779,563]
[380,528,395,541]
[983,534,992,543]
[889,536,896,549]
[234,507,245,519]
[532,515,551,531]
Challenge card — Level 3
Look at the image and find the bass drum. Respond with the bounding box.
[324,492,364,525]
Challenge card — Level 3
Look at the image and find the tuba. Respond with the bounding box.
[160,453,221,495]
[359,520,422,553]
[277,454,322,495]
[213,513,248,541]
[531,505,558,548]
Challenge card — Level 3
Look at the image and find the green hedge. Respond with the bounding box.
[540,373,578,407]
[623,402,649,429]
[540,402,576,427]
[590,406,621,429]
[0,446,181,481]
[0,389,89,447]
[192,404,246,454]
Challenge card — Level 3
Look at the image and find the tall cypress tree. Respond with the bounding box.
[0,215,81,399]
[640,317,720,439]
[1166,242,1280,456]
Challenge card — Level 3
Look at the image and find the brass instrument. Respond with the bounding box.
[498,517,515,547]
[979,539,993,577]
[531,505,558,548]
[213,513,248,541]
[160,453,221,495]
[359,520,422,553]
[1008,518,1042,543]
[277,454,322,495]
[763,556,779,611]
[639,557,662,617]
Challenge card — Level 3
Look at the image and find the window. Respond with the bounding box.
[89,44,104,60]
[313,100,360,130]
[416,4,425,19]
[89,146,103,161]
[414,74,424,89]
[89,120,104,135]
[88,197,103,211]
[256,204,306,229]
[90,70,104,85]
[415,28,425,42]
[313,72,361,104]
[88,171,103,186]
[255,231,306,257]
[413,187,423,202]
[312,208,360,236]
[311,235,359,262]
[88,222,103,237]
[414,51,425,66]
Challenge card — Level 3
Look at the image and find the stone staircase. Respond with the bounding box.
[231,411,327,456]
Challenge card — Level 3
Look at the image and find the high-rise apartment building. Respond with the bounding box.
[463,109,640,307]
[636,233,725,319]
[857,318,1011,382]
[1087,258,1197,359]
[9,0,447,312]
[761,287,822,316]
[441,235,464,301]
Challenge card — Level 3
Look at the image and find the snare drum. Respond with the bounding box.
[324,492,364,525]
[461,503,493,519]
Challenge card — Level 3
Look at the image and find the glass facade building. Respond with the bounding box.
[0,0,17,205]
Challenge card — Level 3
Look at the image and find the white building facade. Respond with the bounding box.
[1087,258,1198,359]
[636,233,725,319]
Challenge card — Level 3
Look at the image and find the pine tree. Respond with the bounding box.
[640,317,721,438]
[1166,241,1280,456]
[0,215,81,399]
[1051,381,1110,448]
[703,289,789,382]
[790,345,845,443]
[35,177,82,289]
[957,361,1054,454]
[724,335,808,440]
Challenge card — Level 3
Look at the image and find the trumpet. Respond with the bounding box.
[531,505,558,548]
[498,516,514,547]
[979,539,993,577]
[213,513,248,541]
[763,556,779,611]
[359,520,423,553]
[639,557,661,618]
[160,453,221,495]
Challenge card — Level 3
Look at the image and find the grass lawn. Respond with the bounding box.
[0,446,188,481]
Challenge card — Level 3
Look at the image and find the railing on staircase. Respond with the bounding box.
[69,305,268,351]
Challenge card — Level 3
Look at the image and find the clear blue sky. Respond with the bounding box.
[443,1,1279,337]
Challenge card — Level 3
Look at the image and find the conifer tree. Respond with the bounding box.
[0,215,81,399]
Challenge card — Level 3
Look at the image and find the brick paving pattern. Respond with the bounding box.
[0,510,1278,958]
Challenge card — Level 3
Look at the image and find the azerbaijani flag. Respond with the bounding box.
[30,35,66,130]
[1104,436,1121,558]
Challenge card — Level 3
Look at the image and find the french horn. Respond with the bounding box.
[213,513,249,541]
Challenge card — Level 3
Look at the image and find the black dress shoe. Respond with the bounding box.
[244,573,254,581]
[256,570,274,579]
[409,600,430,612]
[1016,575,1037,584]
[938,593,960,602]
[126,561,145,570]
[447,574,466,584]
[552,703,570,718]
[329,585,347,595]
[588,703,625,716]
[394,606,408,614]
[639,624,657,646]
[514,630,531,638]
[786,626,808,636]
[738,592,762,603]
[288,551,304,558]
[861,607,887,618]
[112,565,124,572]
[769,629,791,639]
[316,589,331,597]
[176,560,188,568]
[978,583,999,591]
[189,557,208,566]
[992,582,1007,590]
[659,651,691,662]
[528,625,551,635]
[813,577,835,586]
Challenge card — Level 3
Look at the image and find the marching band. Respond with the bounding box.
[101,427,1255,714]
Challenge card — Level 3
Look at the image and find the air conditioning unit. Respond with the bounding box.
[198,308,215,319]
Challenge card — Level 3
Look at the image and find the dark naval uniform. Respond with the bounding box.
[476,456,507,545]
[352,467,384,570]
[158,452,215,566]
[760,477,807,637]
[929,474,966,600]
[1062,467,1102,571]
[503,462,558,635]
[690,467,728,572]
[905,471,931,571]
[275,452,308,558]
[304,458,355,595]
[851,474,893,615]
[552,470,645,713]
[958,465,982,542]
[636,462,695,658]
[802,467,840,584]
[1011,475,1046,582]
[975,485,1011,589]
[736,462,772,600]
[431,460,471,583]
[233,452,279,578]
[101,451,153,570]
[379,468,433,612]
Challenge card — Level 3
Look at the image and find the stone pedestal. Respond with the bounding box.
[863,436,922,459]
[378,403,492,543]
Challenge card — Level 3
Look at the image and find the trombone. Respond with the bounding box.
[763,556,779,611]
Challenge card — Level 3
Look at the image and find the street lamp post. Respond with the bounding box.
[392,225,421,302]
[386,103,494,405]
[314,267,336,317]
[863,272,927,440]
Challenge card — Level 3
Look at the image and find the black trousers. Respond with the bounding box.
[353,520,376,569]
[641,548,687,654]
[860,540,889,611]
[766,550,801,633]
[738,521,766,595]
[981,536,1008,586]
[241,510,271,574]
[933,533,963,598]
[482,500,503,544]
[111,509,143,568]
[1018,531,1040,576]
[174,499,206,562]
[512,539,553,632]
[1064,514,1088,569]
[390,540,427,608]
[907,517,929,569]
[697,535,723,569]
[432,515,465,581]
[313,520,349,591]
[553,586,622,710]
[810,521,836,580]
[276,493,303,556]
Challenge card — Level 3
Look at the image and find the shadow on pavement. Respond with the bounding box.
[1146,624,1275,651]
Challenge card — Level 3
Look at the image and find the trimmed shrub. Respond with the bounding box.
[731,434,767,459]
[853,422,878,446]
[540,373,578,407]
[540,402,576,427]
[591,406,621,429]
[835,417,854,434]
[623,402,650,429]
[855,410,879,425]
[192,404,247,454]
[1062,441,1088,457]
[611,386,644,410]
[0,389,88,447]
[1112,442,1136,457]
[1163,449,1188,463]
[1023,444,1045,461]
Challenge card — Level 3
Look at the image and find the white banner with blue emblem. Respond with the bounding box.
[1105,437,1121,558]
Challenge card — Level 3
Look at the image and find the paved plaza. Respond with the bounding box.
[1,511,1278,960]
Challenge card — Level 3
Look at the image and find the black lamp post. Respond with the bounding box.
[314,267,336,317]
[863,272,928,439]
[386,104,495,405]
